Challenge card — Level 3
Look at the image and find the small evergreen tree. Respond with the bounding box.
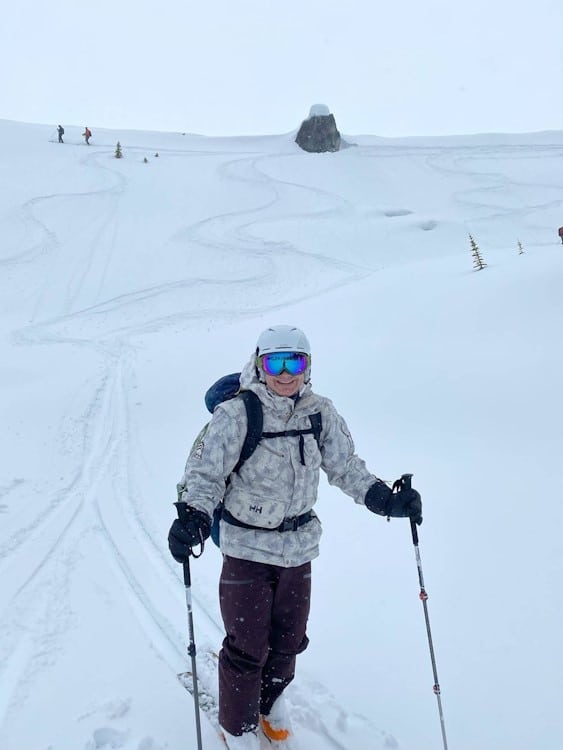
[469,233,487,270]
[115,141,123,159]
[517,240,525,255]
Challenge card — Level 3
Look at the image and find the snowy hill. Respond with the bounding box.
[1,119,562,750]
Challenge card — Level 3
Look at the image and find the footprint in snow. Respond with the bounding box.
[418,219,438,231]
[138,738,166,750]
[86,727,127,749]
[104,699,131,720]
[85,728,165,750]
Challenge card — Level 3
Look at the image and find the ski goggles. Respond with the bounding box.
[259,351,309,377]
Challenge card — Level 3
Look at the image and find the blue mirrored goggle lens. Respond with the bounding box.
[261,352,308,376]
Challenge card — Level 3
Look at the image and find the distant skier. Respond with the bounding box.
[57,125,64,143]
[168,324,423,750]
[82,127,92,145]
[558,226,563,245]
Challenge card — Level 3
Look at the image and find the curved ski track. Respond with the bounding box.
[5,136,561,748]
[1,142,391,749]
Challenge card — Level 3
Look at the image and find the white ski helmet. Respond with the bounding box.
[256,325,311,356]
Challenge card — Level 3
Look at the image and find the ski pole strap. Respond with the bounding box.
[221,507,314,532]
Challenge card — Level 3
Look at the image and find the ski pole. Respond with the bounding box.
[174,502,204,750]
[395,474,449,750]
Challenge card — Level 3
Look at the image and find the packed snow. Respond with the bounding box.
[1,118,562,750]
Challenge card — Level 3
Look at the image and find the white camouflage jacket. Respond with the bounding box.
[178,355,377,567]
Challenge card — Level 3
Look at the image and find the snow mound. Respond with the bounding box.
[308,103,331,118]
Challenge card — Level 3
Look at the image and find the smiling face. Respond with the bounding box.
[264,371,305,397]
[258,350,309,397]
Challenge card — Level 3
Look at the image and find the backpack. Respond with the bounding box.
[178,372,322,547]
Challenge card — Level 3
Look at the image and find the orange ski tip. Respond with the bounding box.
[261,717,290,741]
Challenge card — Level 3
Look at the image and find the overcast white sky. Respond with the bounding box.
[1,0,562,137]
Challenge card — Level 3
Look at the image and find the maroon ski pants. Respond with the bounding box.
[218,555,311,736]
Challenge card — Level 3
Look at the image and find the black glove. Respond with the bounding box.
[365,480,393,516]
[365,481,423,525]
[388,487,422,525]
[168,506,211,563]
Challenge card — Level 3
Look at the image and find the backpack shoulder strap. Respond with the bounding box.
[233,390,263,473]
[309,412,322,449]
[261,410,323,466]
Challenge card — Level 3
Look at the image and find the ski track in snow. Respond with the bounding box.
[4,136,560,748]
[372,142,563,240]
[10,148,374,346]
[423,144,563,225]
[1,141,394,750]
[361,141,563,229]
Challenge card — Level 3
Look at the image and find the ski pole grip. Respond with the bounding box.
[174,501,190,523]
[401,473,413,490]
[174,502,194,585]
[398,474,419,544]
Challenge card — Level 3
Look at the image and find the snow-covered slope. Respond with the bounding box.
[1,120,562,750]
